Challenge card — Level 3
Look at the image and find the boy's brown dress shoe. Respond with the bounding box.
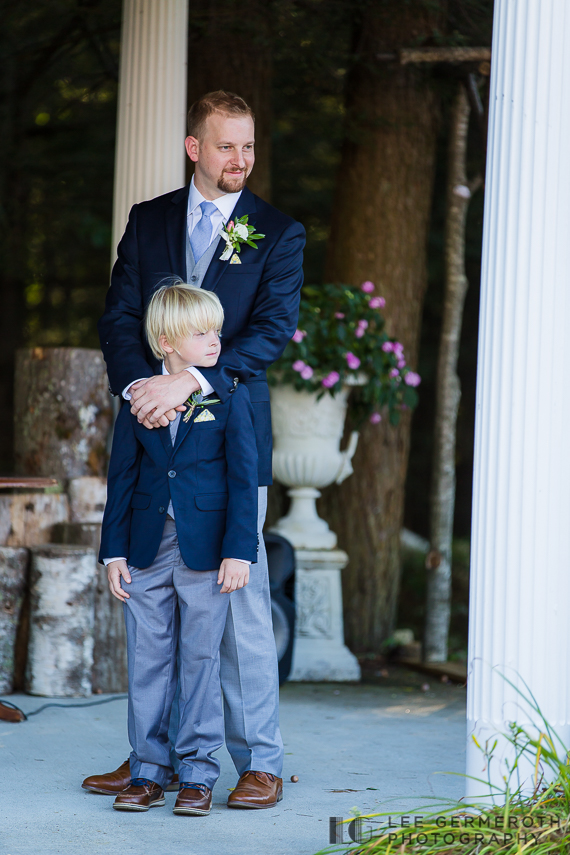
[173,783,212,816]
[113,778,165,811]
[227,771,283,809]
[82,760,179,794]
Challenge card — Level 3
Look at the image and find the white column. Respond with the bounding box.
[466,0,570,800]
[112,0,189,255]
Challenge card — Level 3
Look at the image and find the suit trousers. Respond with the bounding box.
[167,486,284,778]
[125,519,229,790]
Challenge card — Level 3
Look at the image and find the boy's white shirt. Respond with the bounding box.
[121,176,242,401]
[103,361,250,568]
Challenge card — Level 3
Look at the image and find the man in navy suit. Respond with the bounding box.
[85,91,305,809]
[102,284,259,815]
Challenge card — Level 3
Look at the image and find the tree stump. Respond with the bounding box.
[0,547,29,694]
[26,544,97,697]
[14,348,112,480]
[50,522,128,694]
[68,477,107,523]
[0,493,69,547]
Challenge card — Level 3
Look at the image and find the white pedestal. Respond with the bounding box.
[288,549,361,682]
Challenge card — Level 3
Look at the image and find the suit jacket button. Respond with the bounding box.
[191,274,198,282]
[159,506,165,513]
[168,470,176,478]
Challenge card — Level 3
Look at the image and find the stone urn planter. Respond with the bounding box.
[269,383,361,681]
[268,384,359,550]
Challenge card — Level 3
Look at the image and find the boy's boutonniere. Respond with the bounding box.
[183,391,221,423]
[219,215,265,263]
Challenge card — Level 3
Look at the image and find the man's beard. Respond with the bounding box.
[217,169,248,193]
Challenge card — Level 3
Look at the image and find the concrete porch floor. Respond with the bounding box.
[1,671,466,855]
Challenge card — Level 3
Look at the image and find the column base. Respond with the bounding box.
[289,637,361,682]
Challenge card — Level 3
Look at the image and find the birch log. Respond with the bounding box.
[0,547,29,693]
[51,521,128,693]
[14,348,112,480]
[26,544,96,697]
[424,84,480,662]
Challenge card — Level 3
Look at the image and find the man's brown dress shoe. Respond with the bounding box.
[82,760,178,794]
[227,771,283,809]
[113,778,165,811]
[173,783,212,816]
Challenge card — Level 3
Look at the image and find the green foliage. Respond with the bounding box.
[268,282,420,425]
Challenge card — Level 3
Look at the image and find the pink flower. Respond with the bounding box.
[228,220,234,231]
[361,281,374,293]
[345,352,361,370]
[369,296,385,309]
[322,371,340,388]
[389,368,399,379]
[404,371,421,387]
[382,341,393,352]
[292,360,306,372]
[393,341,404,357]
[369,412,382,424]
[397,358,406,369]
[292,329,306,343]
[300,365,314,380]
[357,319,369,329]
[355,327,365,338]
[334,312,345,319]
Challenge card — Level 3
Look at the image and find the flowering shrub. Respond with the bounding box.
[268,281,421,425]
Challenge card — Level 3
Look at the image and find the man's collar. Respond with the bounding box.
[188,175,243,221]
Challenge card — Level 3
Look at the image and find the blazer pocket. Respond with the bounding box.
[195,493,229,511]
[131,492,151,510]
[221,264,262,275]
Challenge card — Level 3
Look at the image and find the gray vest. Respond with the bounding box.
[185,230,222,286]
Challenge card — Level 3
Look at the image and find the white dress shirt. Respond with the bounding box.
[122,176,243,401]
[104,361,250,567]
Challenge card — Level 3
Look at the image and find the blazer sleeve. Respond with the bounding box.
[221,385,259,562]
[98,404,143,563]
[97,205,155,395]
[199,219,306,402]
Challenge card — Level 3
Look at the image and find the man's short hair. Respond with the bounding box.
[145,283,224,360]
[187,90,254,140]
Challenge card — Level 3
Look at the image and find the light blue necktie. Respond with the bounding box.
[190,201,218,262]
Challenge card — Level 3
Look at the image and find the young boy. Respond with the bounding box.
[100,283,258,815]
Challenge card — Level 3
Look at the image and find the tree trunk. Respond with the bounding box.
[424,84,479,661]
[14,348,112,480]
[0,547,29,694]
[187,0,272,201]
[26,544,97,697]
[320,2,441,650]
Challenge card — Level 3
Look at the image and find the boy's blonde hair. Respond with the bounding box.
[145,283,224,360]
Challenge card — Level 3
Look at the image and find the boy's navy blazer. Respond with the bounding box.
[99,382,259,571]
[98,185,306,486]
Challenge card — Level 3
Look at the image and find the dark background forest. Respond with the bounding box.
[0,0,494,658]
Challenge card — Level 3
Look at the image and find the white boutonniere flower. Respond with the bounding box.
[219,215,265,263]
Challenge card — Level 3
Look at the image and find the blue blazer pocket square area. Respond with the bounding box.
[194,409,215,423]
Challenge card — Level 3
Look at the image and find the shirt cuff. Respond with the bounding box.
[122,378,150,401]
[228,558,251,565]
[103,557,127,566]
[186,367,214,397]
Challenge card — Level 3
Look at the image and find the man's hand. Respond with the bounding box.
[130,373,200,429]
[107,559,132,602]
[218,559,250,593]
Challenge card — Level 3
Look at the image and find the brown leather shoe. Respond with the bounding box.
[227,771,283,809]
[173,783,212,816]
[82,760,179,794]
[113,778,165,811]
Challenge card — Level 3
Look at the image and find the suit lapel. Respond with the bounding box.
[202,187,258,294]
[165,184,190,278]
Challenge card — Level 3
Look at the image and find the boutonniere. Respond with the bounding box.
[183,391,221,423]
[219,215,265,263]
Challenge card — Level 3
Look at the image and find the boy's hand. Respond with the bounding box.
[218,559,250,593]
[107,559,132,602]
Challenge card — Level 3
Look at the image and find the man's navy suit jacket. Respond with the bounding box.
[99,383,258,571]
[98,184,306,486]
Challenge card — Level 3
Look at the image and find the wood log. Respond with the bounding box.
[0,547,29,693]
[68,477,107,523]
[50,522,128,693]
[0,493,69,547]
[14,347,112,480]
[26,544,97,697]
